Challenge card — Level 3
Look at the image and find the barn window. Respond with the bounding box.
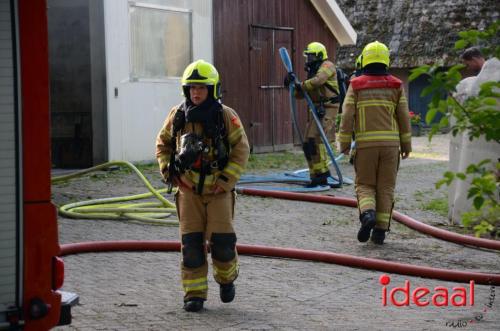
[129,2,192,80]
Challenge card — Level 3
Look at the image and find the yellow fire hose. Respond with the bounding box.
[51,161,179,226]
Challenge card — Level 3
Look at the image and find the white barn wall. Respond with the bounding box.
[104,0,213,162]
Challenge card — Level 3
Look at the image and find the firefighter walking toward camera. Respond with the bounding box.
[285,41,340,187]
[156,60,250,312]
[338,41,412,245]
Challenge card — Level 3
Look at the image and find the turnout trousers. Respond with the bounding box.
[303,104,338,178]
[175,187,238,301]
[353,146,400,230]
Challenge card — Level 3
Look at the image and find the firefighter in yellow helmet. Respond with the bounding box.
[156,60,250,312]
[285,41,340,186]
[337,41,412,244]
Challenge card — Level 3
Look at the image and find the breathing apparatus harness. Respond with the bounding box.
[167,99,229,194]
[305,60,340,119]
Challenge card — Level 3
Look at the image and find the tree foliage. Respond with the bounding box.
[410,20,499,238]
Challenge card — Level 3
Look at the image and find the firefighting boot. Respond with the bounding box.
[306,171,331,187]
[371,228,386,245]
[220,282,235,303]
[357,209,376,242]
[183,297,204,312]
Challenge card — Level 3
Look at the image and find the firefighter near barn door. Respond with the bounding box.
[279,46,343,188]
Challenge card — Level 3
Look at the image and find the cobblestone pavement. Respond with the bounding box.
[53,135,500,331]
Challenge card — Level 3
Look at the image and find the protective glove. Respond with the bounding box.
[294,81,303,93]
[284,72,296,88]
[317,106,325,119]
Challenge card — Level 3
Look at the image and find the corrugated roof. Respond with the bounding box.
[335,0,499,69]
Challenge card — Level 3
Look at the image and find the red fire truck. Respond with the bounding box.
[1,0,77,329]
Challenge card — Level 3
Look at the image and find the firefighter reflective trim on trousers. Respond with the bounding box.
[376,212,391,223]
[213,262,239,279]
[228,127,244,144]
[311,144,329,173]
[359,197,376,209]
[356,131,400,142]
[224,161,244,178]
[183,277,208,293]
[312,161,329,173]
[319,143,326,161]
[400,132,411,143]
[337,132,352,143]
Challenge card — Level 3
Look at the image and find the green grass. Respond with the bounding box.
[413,189,449,217]
[410,151,447,160]
[422,197,448,217]
[413,189,428,202]
[246,151,307,171]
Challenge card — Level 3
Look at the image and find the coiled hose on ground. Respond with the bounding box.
[55,162,500,285]
[52,161,178,225]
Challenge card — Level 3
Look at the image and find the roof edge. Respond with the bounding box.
[310,0,357,46]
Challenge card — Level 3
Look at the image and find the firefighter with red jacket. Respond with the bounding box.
[286,42,340,186]
[156,60,250,312]
[338,41,412,244]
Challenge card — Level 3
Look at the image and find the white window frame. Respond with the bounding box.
[128,1,193,82]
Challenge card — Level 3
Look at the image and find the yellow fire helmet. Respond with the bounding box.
[181,59,221,99]
[361,41,390,68]
[303,42,328,61]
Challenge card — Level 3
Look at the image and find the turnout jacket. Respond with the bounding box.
[299,60,339,105]
[338,74,412,153]
[156,103,250,194]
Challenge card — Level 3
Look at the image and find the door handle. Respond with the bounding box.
[259,85,284,89]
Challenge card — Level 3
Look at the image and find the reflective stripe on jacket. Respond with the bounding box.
[338,74,412,153]
[300,60,339,104]
[156,103,250,194]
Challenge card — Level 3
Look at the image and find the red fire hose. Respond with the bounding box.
[59,188,500,285]
[60,241,500,285]
[237,188,500,251]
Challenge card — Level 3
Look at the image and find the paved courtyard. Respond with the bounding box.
[53,135,500,330]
